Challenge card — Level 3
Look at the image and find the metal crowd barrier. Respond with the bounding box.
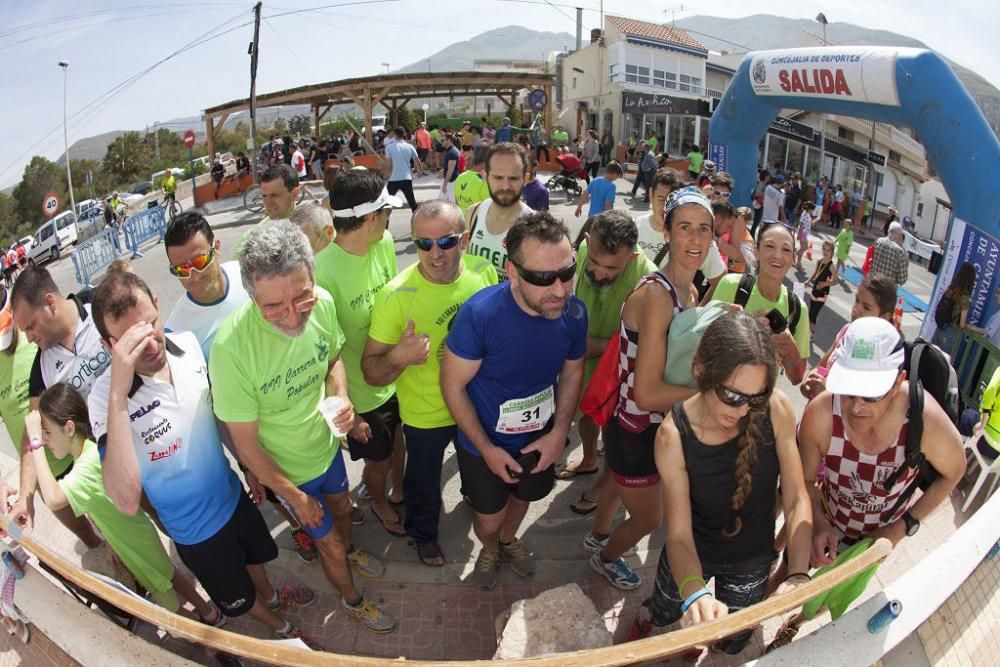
[951,331,1000,410]
[70,227,123,288]
[122,206,166,259]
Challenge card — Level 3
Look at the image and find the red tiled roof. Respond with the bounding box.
[606,15,707,53]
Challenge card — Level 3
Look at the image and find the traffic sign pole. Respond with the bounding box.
[184,130,197,207]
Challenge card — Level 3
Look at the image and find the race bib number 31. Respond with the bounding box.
[496,386,554,435]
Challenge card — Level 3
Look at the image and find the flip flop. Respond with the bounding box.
[371,507,406,536]
[414,541,445,567]
[570,493,599,515]
[555,465,599,479]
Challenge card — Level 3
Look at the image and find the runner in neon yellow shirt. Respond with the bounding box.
[211,220,395,633]
[27,385,219,620]
[363,200,496,565]
[316,171,405,536]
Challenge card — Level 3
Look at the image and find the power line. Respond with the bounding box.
[263,18,320,82]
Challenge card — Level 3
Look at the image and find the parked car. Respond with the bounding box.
[76,198,104,223]
[29,211,77,265]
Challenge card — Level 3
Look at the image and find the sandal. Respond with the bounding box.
[371,507,406,537]
[765,619,800,653]
[555,465,599,479]
[414,540,445,567]
[570,493,599,515]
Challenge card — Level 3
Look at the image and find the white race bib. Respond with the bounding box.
[495,386,554,435]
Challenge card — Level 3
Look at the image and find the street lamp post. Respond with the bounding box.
[815,13,829,45]
[58,61,77,222]
[381,62,390,74]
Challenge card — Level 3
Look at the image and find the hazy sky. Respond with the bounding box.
[2,0,997,188]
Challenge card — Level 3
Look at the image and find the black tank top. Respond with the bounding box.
[672,402,780,564]
[811,260,834,300]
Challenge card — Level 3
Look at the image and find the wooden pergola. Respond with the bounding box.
[202,71,556,158]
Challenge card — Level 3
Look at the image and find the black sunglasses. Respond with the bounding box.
[413,234,462,252]
[513,260,577,287]
[715,385,770,409]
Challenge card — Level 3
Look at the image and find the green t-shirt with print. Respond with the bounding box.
[314,231,398,414]
[0,333,72,476]
[210,287,346,485]
[368,255,497,428]
[453,171,490,214]
[62,440,175,595]
[574,242,655,383]
[710,274,810,360]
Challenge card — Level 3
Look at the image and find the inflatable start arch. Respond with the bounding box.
[709,46,1000,330]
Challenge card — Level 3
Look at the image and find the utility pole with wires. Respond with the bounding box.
[249,1,262,185]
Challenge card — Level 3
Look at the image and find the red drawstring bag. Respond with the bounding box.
[862,244,875,276]
[579,334,623,426]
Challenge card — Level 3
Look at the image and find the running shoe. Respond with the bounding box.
[355,482,371,502]
[197,605,228,629]
[351,505,366,525]
[471,544,501,590]
[581,532,636,556]
[267,583,316,610]
[624,602,653,642]
[340,596,395,634]
[499,537,535,577]
[275,624,325,651]
[290,528,318,563]
[348,547,386,578]
[590,552,642,590]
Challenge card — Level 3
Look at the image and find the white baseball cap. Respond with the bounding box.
[826,317,905,398]
[0,288,13,351]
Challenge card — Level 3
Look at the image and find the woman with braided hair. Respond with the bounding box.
[626,310,813,656]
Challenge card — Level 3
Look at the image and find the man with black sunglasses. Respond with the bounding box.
[441,212,587,590]
[363,201,497,567]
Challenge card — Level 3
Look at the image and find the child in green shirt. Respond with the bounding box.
[26,383,222,624]
[835,219,854,273]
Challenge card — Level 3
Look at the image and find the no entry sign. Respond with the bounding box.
[183,130,196,149]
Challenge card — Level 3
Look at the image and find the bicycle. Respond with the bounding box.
[162,191,182,220]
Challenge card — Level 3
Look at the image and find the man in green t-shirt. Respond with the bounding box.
[558,212,656,517]
[211,221,394,633]
[685,144,704,179]
[316,170,405,538]
[363,200,497,566]
[453,146,490,214]
[551,126,570,149]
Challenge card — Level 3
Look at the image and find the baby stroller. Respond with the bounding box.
[545,153,585,198]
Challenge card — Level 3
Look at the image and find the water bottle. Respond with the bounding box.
[893,296,904,328]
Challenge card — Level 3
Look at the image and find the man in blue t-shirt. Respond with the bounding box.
[442,212,587,590]
[439,133,461,202]
[575,161,622,219]
[384,127,422,210]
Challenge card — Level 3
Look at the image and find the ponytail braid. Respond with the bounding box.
[722,408,764,537]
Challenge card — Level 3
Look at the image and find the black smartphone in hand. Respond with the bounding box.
[765,308,788,334]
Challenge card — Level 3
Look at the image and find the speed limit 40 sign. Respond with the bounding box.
[42,192,60,217]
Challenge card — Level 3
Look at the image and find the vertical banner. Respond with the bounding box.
[922,216,1000,341]
[709,143,728,173]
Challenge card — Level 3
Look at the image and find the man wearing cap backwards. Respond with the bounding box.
[315,170,406,540]
[466,142,533,282]
[210,221,395,633]
[799,317,964,556]
[869,222,909,287]
[771,317,965,651]
[7,267,103,547]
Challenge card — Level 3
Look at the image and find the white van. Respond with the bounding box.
[28,212,78,264]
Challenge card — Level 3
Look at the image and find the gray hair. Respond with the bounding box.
[239,220,314,296]
[289,202,333,237]
[888,221,904,239]
[412,200,464,234]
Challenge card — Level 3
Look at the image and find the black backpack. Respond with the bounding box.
[733,273,802,335]
[880,339,961,520]
[934,293,956,327]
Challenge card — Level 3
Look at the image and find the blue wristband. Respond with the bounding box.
[680,587,712,614]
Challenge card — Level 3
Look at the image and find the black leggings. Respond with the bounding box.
[808,297,827,325]
[585,161,599,182]
[642,546,773,655]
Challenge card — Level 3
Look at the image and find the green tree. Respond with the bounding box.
[13,156,66,224]
[272,117,287,134]
[234,120,250,135]
[289,114,312,135]
[103,132,151,185]
[0,191,22,247]
[69,159,114,202]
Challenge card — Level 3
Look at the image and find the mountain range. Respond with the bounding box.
[57,16,998,164]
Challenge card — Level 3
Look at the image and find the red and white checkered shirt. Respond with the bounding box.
[820,395,918,543]
[614,272,683,434]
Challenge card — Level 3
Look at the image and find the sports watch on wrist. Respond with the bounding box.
[26,437,45,453]
[902,511,920,537]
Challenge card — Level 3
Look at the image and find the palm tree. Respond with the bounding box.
[103,132,151,184]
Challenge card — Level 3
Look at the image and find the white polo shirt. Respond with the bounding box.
[87,331,241,546]
[165,262,251,360]
[29,296,110,400]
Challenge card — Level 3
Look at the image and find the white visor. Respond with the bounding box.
[331,188,403,218]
